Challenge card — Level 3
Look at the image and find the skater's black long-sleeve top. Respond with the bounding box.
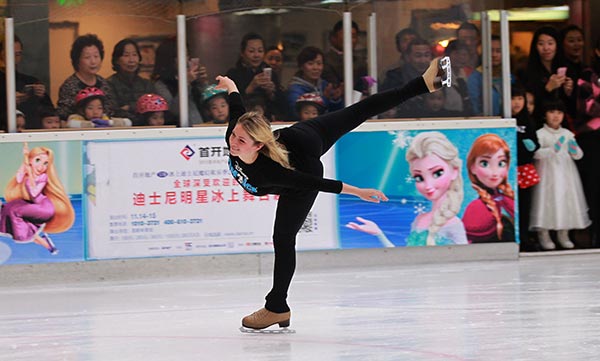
[225,92,343,196]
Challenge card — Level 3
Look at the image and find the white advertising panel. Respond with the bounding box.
[85,137,337,259]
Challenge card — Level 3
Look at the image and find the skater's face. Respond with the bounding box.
[229,124,263,160]
[410,154,457,202]
[470,148,508,189]
[30,153,49,176]
[545,109,564,130]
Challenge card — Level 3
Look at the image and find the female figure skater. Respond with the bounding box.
[0,143,75,254]
[346,131,467,247]
[462,134,515,243]
[217,56,450,331]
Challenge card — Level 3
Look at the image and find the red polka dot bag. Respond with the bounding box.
[517,163,540,189]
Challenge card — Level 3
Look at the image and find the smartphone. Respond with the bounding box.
[188,57,200,69]
[557,67,567,76]
[262,67,272,80]
[24,84,35,95]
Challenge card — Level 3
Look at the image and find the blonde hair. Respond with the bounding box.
[237,112,293,169]
[5,146,75,233]
[466,134,514,240]
[406,132,463,244]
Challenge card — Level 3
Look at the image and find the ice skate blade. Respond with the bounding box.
[239,326,296,334]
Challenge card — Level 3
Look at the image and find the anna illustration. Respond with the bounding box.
[462,134,515,243]
[347,131,467,246]
[0,143,75,254]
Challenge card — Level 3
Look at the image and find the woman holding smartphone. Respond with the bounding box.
[226,32,286,121]
[523,26,573,126]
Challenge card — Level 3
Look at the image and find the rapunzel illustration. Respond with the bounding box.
[462,134,515,243]
[347,131,467,246]
[0,143,75,254]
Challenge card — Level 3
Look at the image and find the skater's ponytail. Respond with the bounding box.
[237,112,293,170]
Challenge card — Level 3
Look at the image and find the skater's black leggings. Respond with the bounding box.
[265,77,429,313]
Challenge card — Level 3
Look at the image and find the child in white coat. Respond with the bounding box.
[530,100,590,250]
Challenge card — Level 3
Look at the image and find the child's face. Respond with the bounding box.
[410,153,457,202]
[147,112,165,126]
[84,99,104,120]
[470,148,508,190]
[526,92,535,115]
[545,110,564,129]
[511,95,525,116]
[42,116,60,129]
[16,115,25,132]
[208,97,229,123]
[424,91,445,112]
[299,104,319,121]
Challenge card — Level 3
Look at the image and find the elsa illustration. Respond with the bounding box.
[0,143,75,254]
[347,131,467,246]
[462,134,515,243]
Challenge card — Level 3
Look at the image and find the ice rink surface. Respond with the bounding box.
[1,253,599,361]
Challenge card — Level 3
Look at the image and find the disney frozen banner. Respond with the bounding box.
[338,128,517,248]
[85,137,337,260]
[0,141,84,265]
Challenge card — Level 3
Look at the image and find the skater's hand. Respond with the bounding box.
[215,75,239,94]
[341,183,388,203]
[346,216,383,235]
[553,135,566,152]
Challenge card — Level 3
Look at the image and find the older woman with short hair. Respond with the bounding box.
[56,33,119,121]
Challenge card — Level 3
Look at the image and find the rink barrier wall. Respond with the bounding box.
[0,243,518,287]
[0,118,520,273]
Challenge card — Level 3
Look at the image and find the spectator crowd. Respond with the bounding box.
[1,20,599,252]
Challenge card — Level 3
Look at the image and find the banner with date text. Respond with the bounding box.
[84,137,338,259]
